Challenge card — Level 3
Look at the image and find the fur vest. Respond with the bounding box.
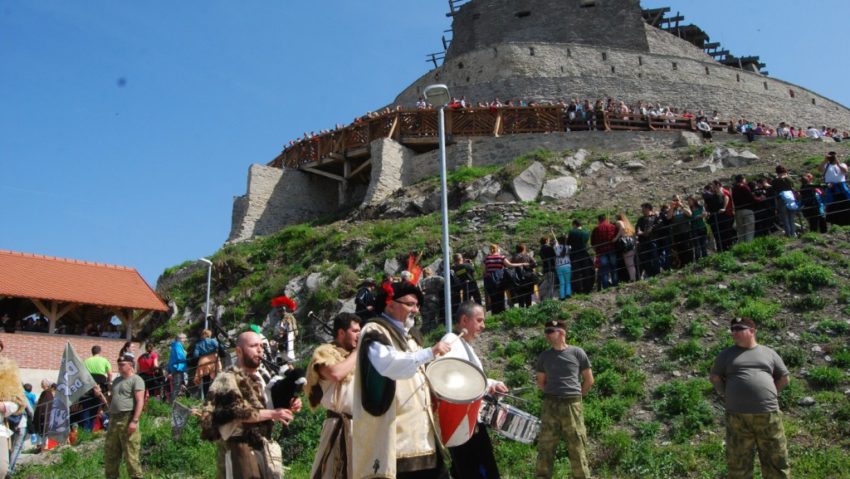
[200,367,272,449]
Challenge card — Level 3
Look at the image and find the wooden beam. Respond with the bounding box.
[387,113,400,139]
[347,159,372,179]
[493,112,502,137]
[301,167,346,183]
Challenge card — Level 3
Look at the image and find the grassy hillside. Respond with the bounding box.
[20,139,850,478]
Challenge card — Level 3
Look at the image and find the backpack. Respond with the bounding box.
[779,190,800,211]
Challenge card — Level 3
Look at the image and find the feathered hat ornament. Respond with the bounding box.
[270,295,298,311]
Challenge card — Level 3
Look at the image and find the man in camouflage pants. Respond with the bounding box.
[710,317,791,479]
[534,320,594,478]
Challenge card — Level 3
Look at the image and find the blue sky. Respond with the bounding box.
[1,1,847,285]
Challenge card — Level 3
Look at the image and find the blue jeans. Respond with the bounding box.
[597,252,618,289]
[556,264,572,299]
[777,201,797,237]
[8,429,26,474]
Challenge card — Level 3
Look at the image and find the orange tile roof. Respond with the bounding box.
[0,249,168,312]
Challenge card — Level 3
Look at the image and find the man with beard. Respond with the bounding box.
[306,313,361,479]
[353,280,452,478]
[201,331,302,479]
[440,301,507,479]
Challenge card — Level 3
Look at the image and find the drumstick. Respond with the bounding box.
[435,329,467,357]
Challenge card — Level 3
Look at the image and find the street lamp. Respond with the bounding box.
[199,258,213,330]
[423,84,453,333]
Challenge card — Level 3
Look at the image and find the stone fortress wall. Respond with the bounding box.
[396,0,850,128]
[228,0,850,242]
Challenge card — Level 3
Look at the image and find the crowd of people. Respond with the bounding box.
[280,95,849,155]
[0,312,127,338]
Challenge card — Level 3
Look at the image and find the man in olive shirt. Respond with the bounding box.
[96,352,145,479]
[534,320,594,479]
[710,318,790,479]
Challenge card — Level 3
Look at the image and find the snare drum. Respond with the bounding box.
[425,358,487,447]
[490,403,541,444]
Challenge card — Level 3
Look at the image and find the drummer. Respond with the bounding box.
[352,280,452,479]
[534,320,594,479]
[440,301,507,479]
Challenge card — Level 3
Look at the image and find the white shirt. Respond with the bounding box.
[824,162,848,184]
[366,319,435,380]
[806,127,821,139]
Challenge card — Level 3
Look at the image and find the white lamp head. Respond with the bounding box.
[423,84,451,107]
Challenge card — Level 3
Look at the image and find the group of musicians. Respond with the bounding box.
[200,280,591,479]
[306,280,594,479]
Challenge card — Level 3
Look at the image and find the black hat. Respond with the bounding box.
[118,352,135,366]
[374,281,424,314]
[544,320,566,331]
[358,278,377,288]
[730,317,756,330]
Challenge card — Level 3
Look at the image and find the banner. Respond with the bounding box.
[171,401,191,439]
[47,343,97,442]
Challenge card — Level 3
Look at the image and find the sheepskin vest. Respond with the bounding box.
[352,318,438,478]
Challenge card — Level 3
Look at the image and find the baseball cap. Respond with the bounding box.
[730,317,756,330]
[544,320,566,334]
[117,352,135,365]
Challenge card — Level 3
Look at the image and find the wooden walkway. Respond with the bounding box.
[271,107,733,182]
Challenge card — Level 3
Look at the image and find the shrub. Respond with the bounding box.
[614,304,646,339]
[593,369,624,397]
[684,289,705,309]
[729,276,767,298]
[818,319,850,335]
[572,307,607,335]
[807,366,846,388]
[599,429,632,467]
[777,345,807,368]
[687,318,708,338]
[772,251,809,269]
[644,302,677,335]
[670,339,704,364]
[648,283,679,302]
[653,379,714,441]
[791,294,828,311]
[704,252,741,273]
[831,349,850,368]
[731,236,784,262]
[786,264,836,293]
[735,298,781,327]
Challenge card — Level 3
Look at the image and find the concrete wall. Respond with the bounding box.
[228,164,339,242]
[395,41,850,129]
[447,0,648,59]
[361,138,416,206]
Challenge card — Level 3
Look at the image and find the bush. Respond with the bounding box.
[818,319,850,335]
[644,302,677,335]
[787,264,836,293]
[735,298,781,327]
[648,283,679,302]
[831,349,850,368]
[772,251,810,269]
[704,252,741,273]
[684,289,704,308]
[670,339,704,364]
[729,276,767,298]
[731,236,784,262]
[653,379,714,441]
[791,295,828,311]
[807,366,846,388]
[777,345,807,368]
[572,307,607,336]
[614,304,646,339]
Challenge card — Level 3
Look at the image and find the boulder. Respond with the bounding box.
[285,276,304,298]
[563,149,590,171]
[384,258,400,276]
[496,190,517,202]
[583,161,604,176]
[540,176,579,201]
[608,175,631,188]
[305,272,325,293]
[625,161,647,170]
[674,131,703,148]
[471,176,503,203]
[511,161,547,201]
[713,147,759,168]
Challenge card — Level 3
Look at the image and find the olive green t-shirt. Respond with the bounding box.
[109,374,145,414]
[535,346,591,397]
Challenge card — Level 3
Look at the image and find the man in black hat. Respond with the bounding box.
[352,281,452,478]
[534,320,593,478]
[97,353,145,479]
[354,278,377,320]
[710,318,790,479]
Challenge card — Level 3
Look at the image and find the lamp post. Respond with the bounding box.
[423,84,453,333]
[199,258,213,330]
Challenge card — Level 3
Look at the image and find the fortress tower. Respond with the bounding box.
[395,0,849,127]
[227,0,850,242]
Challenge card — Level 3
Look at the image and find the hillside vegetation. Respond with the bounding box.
[19,138,850,478]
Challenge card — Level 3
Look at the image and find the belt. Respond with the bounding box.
[544,395,582,403]
[326,410,352,420]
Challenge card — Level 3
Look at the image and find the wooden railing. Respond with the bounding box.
[270,107,734,169]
